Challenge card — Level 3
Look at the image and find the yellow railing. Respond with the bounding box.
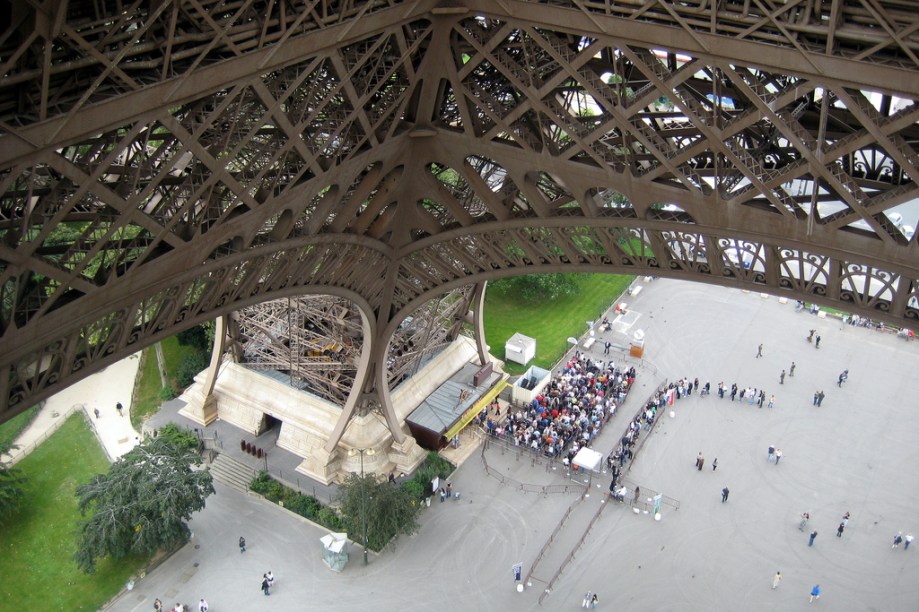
[444,377,509,440]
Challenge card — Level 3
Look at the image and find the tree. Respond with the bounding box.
[74,434,214,573]
[338,473,420,551]
[0,442,27,522]
[490,273,580,302]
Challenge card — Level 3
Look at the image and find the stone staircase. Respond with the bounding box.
[208,452,258,494]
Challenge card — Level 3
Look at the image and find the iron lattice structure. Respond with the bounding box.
[232,288,473,406]
[2,1,919,425]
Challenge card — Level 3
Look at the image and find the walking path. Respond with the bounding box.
[6,279,919,611]
[105,280,918,611]
[6,352,143,464]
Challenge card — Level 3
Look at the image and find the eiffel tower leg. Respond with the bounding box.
[179,315,228,426]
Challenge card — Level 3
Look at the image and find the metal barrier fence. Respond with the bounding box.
[6,401,80,465]
[537,497,608,605]
[480,436,586,497]
[623,379,670,472]
[525,502,576,587]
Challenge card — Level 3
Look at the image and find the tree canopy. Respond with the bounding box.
[74,433,214,573]
[338,473,420,552]
[0,442,27,522]
[489,273,579,303]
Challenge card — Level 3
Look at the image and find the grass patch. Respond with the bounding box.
[0,405,40,448]
[484,273,634,375]
[0,413,144,609]
[131,337,202,429]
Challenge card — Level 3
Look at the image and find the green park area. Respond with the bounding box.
[0,273,632,608]
[483,273,634,375]
[0,414,144,610]
[132,334,210,429]
[0,405,39,448]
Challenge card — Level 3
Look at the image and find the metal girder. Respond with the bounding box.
[1,2,919,423]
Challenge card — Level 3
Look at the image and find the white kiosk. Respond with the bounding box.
[504,333,536,365]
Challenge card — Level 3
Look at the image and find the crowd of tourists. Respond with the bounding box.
[483,351,636,461]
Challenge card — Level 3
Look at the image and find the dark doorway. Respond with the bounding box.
[264,414,281,432]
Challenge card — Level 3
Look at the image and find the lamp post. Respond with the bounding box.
[348,447,375,565]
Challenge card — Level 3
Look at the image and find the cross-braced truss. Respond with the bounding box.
[235,295,363,405]
[231,288,472,405]
[1,1,919,423]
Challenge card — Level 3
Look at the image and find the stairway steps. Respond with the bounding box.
[209,453,257,494]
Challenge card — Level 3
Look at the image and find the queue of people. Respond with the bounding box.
[484,351,635,462]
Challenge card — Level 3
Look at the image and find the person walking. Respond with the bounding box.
[721,487,730,503]
[239,536,246,553]
[817,390,825,407]
[799,512,810,531]
[267,570,275,589]
[768,444,775,462]
[582,591,593,608]
[815,335,821,348]
[905,533,913,550]
[730,383,737,401]
[772,571,782,590]
[93,407,100,419]
[698,455,705,471]
[790,362,796,377]
[808,530,818,546]
[198,599,208,612]
[809,584,821,603]
[712,458,718,472]
[780,370,786,384]
[893,532,903,548]
[775,448,783,464]
[591,593,599,609]
[695,452,702,469]
[768,395,775,409]
[756,343,763,358]
[836,522,845,537]
[261,574,271,596]
[116,401,123,417]
[154,599,163,612]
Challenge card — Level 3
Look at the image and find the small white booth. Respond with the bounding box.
[572,447,603,473]
[504,333,536,365]
[320,532,349,572]
[510,365,551,406]
[570,447,604,489]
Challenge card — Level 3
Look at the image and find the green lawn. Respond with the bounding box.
[483,273,634,375]
[132,337,201,429]
[0,414,144,609]
[0,405,39,448]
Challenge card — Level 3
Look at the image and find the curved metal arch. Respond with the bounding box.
[3,1,919,425]
[0,278,382,424]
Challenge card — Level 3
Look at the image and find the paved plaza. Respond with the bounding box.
[67,280,919,610]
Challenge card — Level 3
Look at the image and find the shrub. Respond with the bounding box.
[286,494,322,519]
[317,507,343,530]
[176,325,211,352]
[156,424,199,451]
[249,471,275,495]
[248,471,337,527]
[158,386,177,402]
[405,453,455,498]
[400,479,424,500]
[176,352,209,388]
[424,452,455,479]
